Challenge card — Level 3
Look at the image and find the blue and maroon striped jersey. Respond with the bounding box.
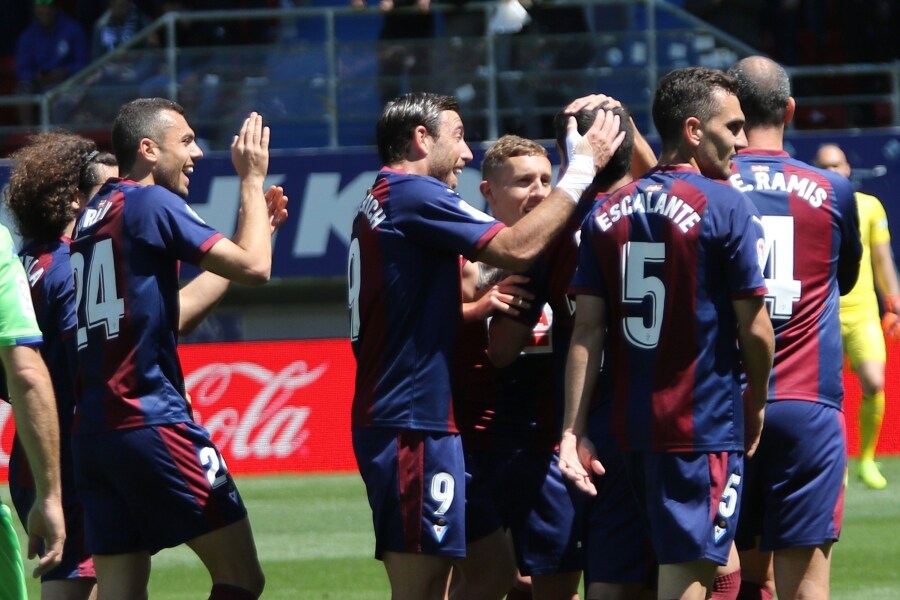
[571,165,767,453]
[19,238,79,436]
[453,193,595,451]
[349,169,504,432]
[730,149,861,409]
[70,180,223,433]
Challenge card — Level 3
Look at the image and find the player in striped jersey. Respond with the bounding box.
[560,67,775,600]
[349,91,625,600]
[727,56,862,600]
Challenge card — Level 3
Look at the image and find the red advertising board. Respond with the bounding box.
[2,338,900,481]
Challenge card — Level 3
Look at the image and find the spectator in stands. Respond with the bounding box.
[350,0,435,110]
[91,0,158,58]
[15,0,89,123]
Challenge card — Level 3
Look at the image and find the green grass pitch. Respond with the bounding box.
[4,457,899,598]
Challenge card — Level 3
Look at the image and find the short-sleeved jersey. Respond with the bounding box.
[571,165,766,453]
[0,225,42,349]
[18,238,79,421]
[730,150,861,409]
[840,191,889,314]
[349,169,505,432]
[453,194,594,451]
[70,179,224,433]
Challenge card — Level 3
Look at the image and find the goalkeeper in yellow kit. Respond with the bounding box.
[816,143,900,489]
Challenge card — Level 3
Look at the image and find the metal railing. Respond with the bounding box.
[1,0,898,153]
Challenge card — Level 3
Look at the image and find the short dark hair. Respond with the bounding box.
[481,135,547,180]
[553,104,635,190]
[727,56,791,130]
[79,151,118,197]
[652,67,740,151]
[112,97,185,175]
[376,92,461,165]
[6,131,97,239]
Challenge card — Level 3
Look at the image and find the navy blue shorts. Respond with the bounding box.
[585,408,654,585]
[625,450,743,566]
[465,447,585,576]
[736,401,845,552]
[353,427,466,559]
[72,421,248,555]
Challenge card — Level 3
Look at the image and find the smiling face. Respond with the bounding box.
[427,110,473,189]
[694,90,747,180]
[150,110,203,198]
[482,154,552,226]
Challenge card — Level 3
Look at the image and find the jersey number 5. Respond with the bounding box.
[622,241,665,349]
[71,238,125,349]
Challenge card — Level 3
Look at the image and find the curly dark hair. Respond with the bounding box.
[6,131,98,240]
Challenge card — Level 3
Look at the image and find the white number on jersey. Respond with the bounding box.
[430,472,455,516]
[347,237,361,341]
[621,241,665,349]
[758,215,801,320]
[71,238,125,349]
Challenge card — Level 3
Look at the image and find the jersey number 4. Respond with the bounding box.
[71,238,125,349]
[758,215,801,321]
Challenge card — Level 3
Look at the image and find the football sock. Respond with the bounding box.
[711,569,741,600]
[859,391,885,463]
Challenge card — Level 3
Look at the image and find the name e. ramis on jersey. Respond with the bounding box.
[729,166,828,208]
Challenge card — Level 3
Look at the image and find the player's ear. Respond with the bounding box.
[479,180,492,203]
[784,97,796,126]
[411,125,430,158]
[684,116,702,147]
[138,137,159,164]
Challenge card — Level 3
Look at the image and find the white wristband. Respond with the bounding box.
[557,154,596,204]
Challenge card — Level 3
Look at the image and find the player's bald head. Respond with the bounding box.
[727,56,791,130]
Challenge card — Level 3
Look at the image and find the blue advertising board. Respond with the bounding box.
[2,129,899,280]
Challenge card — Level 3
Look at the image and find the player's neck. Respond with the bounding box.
[744,126,785,152]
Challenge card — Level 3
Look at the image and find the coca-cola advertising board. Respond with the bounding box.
[2,338,900,482]
[0,339,360,479]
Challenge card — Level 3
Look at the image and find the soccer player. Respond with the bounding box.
[450,135,590,600]
[349,91,625,600]
[559,67,775,600]
[551,105,660,600]
[727,56,862,600]
[0,221,66,598]
[814,142,900,490]
[6,131,117,600]
[69,98,287,600]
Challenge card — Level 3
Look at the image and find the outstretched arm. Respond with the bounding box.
[476,97,625,271]
[180,185,289,335]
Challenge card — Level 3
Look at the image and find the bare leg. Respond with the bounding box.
[657,560,716,600]
[772,544,832,600]
[384,551,454,600]
[41,579,98,600]
[92,552,150,600]
[185,518,265,597]
[449,529,516,600]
